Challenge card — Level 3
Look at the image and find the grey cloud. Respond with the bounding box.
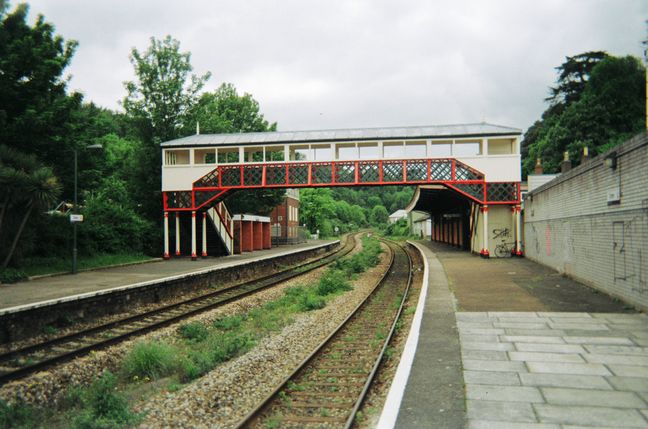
[25,0,648,132]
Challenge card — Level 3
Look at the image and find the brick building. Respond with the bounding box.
[269,189,304,245]
[524,132,648,311]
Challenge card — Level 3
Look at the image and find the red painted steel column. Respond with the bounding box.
[263,222,271,249]
[202,212,208,257]
[163,212,170,259]
[515,205,523,256]
[480,205,490,258]
[253,221,263,250]
[175,213,181,256]
[191,211,197,261]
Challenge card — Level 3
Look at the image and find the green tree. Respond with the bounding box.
[370,205,389,225]
[523,54,645,175]
[185,83,276,134]
[123,35,210,144]
[349,204,367,226]
[299,188,336,233]
[187,83,283,215]
[546,51,608,105]
[0,3,80,159]
[80,177,155,255]
[0,146,62,267]
[123,35,210,225]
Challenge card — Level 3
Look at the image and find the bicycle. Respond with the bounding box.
[494,241,516,258]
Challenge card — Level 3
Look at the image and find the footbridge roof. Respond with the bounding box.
[161,122,521,147]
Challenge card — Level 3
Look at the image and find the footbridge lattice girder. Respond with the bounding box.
[163,157,520,212]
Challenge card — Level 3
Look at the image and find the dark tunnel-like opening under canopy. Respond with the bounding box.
[407,185,472,216]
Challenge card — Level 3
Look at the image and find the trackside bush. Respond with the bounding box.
[316,270,352,295]
[178,332,255,382]
[178,322,209,342]
[122,341,178,380]
[0,399,34,429]
[0,268,28,284]
[334,235,382,275]
[70,371,140,429]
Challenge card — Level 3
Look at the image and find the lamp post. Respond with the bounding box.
[72,144,103,274]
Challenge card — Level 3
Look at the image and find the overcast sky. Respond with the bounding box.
[24,0,647,133]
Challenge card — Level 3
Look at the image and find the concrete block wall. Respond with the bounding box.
[471,204,516,256]
[524,132,648,311]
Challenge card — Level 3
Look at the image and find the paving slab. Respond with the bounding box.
[509,351,584,363]
[609,364,648,378]
[464,370,521,386]
[584,353,648,366]
[468,422,559,429]
[541,387,647,408]
[514,343,586,354]
[533,404,648,428]
[466,385,543,403]
[519,373,612,390]
[384,241,645,429]
[606,376,648,392]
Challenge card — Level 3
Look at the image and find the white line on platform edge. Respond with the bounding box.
[375,241,430,429]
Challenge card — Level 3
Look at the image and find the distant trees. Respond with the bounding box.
[298,186,414,236]
[522,52,645,176]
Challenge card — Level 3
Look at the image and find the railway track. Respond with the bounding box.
[236,239,414,429]
[0,234,359,385]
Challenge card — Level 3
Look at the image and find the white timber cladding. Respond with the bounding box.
[523,133,648,311]
[161,136,520,191]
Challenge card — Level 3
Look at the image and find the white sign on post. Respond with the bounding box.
[70,214,84,223]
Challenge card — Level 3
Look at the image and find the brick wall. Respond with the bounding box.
[269,192,300,242]
[524,132,648,311]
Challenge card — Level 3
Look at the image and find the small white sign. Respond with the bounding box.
[606,187,621,204]
[70,214,84,223]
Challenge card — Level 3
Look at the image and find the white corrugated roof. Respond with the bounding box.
[161,122,521,147]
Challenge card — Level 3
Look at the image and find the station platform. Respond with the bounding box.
[0,240,337,314]
[379,241,648,429]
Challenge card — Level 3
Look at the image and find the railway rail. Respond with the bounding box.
[236,239,414,429]
[0,234,359,385]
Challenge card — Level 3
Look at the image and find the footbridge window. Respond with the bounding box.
[244,146,264,163]
[290,145,310,161]
[430,141,452,157]
[453,140,482,157]
[336,143,357,160]
[404,141,426,158]
[195,148,216,164]
[266,146,285,162]
[217,147,239,163]
[358,142,378,159]
[488,138,515,155]
[312,144,332,161]
[383,141,404,159]
[164,149,190,165]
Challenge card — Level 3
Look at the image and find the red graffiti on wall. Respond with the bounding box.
[545,225,551,256]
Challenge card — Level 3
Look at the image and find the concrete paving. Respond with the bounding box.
[0,240,336,311]
[459,312,648,429]
[382,240,647,429]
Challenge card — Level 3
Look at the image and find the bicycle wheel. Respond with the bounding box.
[494,245,509,258]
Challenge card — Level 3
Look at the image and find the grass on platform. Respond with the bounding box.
[20,253,155,277]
